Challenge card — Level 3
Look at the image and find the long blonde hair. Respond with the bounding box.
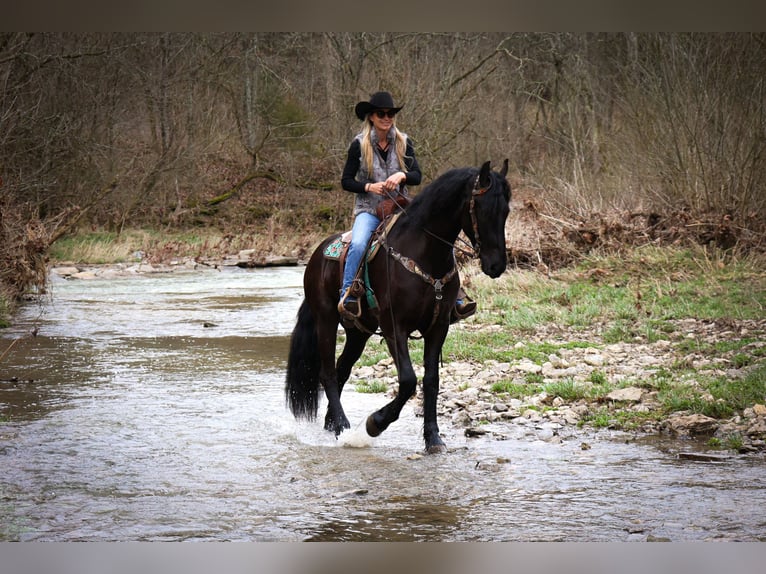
[359,118,408,176]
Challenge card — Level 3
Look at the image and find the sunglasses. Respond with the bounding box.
[374,109,397,119]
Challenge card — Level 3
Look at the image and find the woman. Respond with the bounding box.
[338,91,421,317]
[338,91,476,321]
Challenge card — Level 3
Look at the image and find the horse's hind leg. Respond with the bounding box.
[321,327,371,431]
[315,318,351,436]
[336,328,372,390]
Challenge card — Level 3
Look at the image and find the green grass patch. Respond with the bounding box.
[641,362,766,420]
[354,380,388,393]
[542,379,591,401]
[490,380,533,398]
[582,406,662,430]
[707,364,766,413]
[443,335,594,365]
[489,377,615,403]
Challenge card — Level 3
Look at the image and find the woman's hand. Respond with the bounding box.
[366,172,405,195]
[383,172,406,192]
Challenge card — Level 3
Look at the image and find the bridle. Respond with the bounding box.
[409,172,492,261]
[467,172,491,259]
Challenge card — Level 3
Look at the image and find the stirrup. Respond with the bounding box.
[450,288,476,324]
[338,290,362,319]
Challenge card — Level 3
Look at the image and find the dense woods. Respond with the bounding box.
[2,32,766,310]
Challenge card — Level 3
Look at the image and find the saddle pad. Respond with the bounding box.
[323,236,346,260]
[322,214,401,261]
[323,231,381,261]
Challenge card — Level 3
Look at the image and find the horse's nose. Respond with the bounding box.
[483,257,507,278]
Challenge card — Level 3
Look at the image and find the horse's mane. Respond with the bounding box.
[401,167,475,226]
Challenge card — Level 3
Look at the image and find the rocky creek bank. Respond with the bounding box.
[50,251,299,280]
[350,318,766,455]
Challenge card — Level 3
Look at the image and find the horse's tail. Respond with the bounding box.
[285,298,320,421]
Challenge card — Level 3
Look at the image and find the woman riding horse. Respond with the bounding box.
[286,155,511,453]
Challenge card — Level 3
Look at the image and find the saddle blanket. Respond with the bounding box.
[323,231,352,259]
[323,213,401,261]
[323,231,381,261]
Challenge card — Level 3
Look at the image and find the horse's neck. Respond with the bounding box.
[388,211,461,275]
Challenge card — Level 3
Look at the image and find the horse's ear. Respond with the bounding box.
[500,159,508,177]
[479,160,492,187]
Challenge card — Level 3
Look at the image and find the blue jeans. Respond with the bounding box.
[341,211,380,296]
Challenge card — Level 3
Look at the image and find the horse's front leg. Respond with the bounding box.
[365,333,417,438]
[422,324,449,454]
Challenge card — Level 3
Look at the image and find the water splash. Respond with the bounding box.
[340,418,375,449]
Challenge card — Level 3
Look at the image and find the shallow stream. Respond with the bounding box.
[1,266,764,541]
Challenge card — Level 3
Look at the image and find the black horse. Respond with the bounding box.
[285,160,511,453]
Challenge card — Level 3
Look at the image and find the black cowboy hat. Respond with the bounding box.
[354,91,403,121]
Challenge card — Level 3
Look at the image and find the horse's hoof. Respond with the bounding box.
[366,415,381,437]
[325,422,349,436]
[426,443,448,455]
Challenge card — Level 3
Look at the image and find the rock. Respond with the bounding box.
[678,452,731,462]
[605,387,644,402]
[51,266,80,277]
[548,354,569,368]
[752,404,766,417]
[355,366,375,378]
[333,488,369,497]
[747,419,766,435]
[236,255,299,268]
[475,459,503,471]
[522,409,542,422]
[663,413,719,436]
[583,354,605,367]
[536,392,554,406]
[452,411,473,426]
[561,409,582,425]
[516,360,542,374]
[70,271,98,280]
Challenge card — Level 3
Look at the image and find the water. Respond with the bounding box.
[1,266,765,541]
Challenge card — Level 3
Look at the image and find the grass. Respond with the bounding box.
[49,228,258,264]
[471,244,766,337]
[354,380,389,394]
[490,376,617,404]
[583,407,662,431]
